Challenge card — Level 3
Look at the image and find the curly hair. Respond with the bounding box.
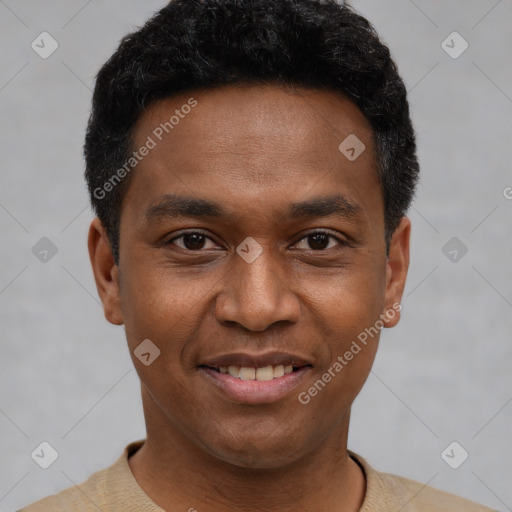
[84,0,419,264]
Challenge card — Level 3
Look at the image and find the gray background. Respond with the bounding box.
[1,0,511,510]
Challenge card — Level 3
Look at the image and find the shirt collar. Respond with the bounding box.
[107,440,400,512]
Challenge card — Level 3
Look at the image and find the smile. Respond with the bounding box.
[198,354,312,404]
[209,364,294,381]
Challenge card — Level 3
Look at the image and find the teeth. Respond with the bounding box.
[223,364,297,381]
[239,367,256,380]
[255,366,274,381]
[273,365,284,377]
[228,365,240,378]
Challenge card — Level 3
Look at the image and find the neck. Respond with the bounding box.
[128,387,366,512]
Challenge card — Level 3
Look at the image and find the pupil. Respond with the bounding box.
[309,233,329,250]
[184,233,205,250]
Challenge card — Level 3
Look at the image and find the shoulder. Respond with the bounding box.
[350,451,497,512]
[18,464,108,512]
[18,440,147,512]
[378,471,496,511]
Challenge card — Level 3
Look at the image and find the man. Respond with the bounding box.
[21,0,495,510]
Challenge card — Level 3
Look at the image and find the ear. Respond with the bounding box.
[382,217,411,328]
[88,217,124,325]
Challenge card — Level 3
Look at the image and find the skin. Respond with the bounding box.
[88,84,411,511]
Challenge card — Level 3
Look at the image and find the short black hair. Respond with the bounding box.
[84,0,419,264]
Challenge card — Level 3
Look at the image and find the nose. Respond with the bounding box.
[214,246,301,332]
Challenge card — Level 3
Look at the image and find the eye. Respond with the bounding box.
[293,231,345,251]
[168,231,219,251]
[166,230,346,252]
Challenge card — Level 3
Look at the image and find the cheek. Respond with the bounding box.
[303,257,386,334]
[298,261,384,392]
[118,262,223,399]
[299,295,381,417]
[120,262,207,339]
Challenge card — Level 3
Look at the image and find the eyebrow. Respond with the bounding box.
[144,193,361,224]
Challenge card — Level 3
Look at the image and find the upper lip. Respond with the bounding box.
[200,351,312,368]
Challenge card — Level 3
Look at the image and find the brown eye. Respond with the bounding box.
[294,231,343,251]
[181,233,206,250]
[307,233,330,250]
[169,232,218,251]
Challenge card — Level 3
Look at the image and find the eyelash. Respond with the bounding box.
[167,230,347,252]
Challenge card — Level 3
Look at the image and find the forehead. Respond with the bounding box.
[123,84,381,224]
[135,83,374,157]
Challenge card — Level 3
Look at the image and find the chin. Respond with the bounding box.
[195,426,308,470]
[210,445,303,470]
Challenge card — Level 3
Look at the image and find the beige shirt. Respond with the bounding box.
[20,439,496,511]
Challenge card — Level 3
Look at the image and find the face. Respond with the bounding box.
[89,84,410,469]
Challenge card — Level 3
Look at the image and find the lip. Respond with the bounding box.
[198,351,313,404]
[200,351,311,368]
[199,365,312,405]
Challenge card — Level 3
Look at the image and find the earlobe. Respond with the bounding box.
[382,217,411,328]
[88,217,124,325]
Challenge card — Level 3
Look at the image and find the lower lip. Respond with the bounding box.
[199,367,311,404]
